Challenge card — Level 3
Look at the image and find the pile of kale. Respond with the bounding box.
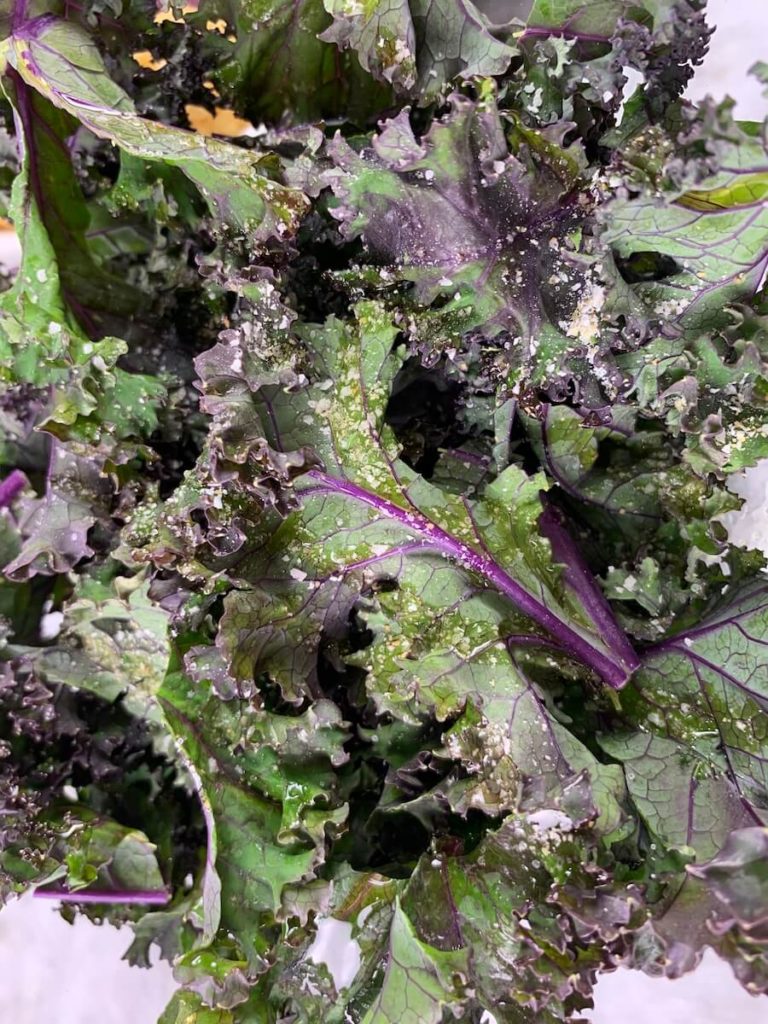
[1,1,768,1021]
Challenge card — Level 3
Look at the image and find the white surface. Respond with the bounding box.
[689,4,768,119]
[0,230,21,273]
[1,3,767,1023]
[305,916,361,990]
[585,949,767,1024]
[723,461,768,556]
[0,895,176,1023]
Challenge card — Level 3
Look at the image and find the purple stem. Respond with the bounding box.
[34,887,170,905]
[305,469,633,688]
[0,469,26,509]
[11,0,29,32]
[538,499,639,675]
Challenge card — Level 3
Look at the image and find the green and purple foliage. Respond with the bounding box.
[1,1,768,1020]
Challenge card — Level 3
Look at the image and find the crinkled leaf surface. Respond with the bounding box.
[521,402,746,639]
[2,1,768,1019]
[328,94,601,373]
[0,69,164,439]
[194,299,638,691]
[522,0,705,44]
[277,817,645,1023]
[355,586,627,828]
[615,311,768,477]
[193,0,394,125]
[605,131,768,335]
[6,16,308,242]
[494,0,711,141]
[618,582,768,840]
[3,445,110,580]
[360,898,468,1024]
[23,571,169,720]
[633,828,768,990]
[322,0,513,100]
[398,817,644,1022]
[3,805,167,902]
[158,650,349,964]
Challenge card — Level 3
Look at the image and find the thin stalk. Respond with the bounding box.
[538,498,639,675]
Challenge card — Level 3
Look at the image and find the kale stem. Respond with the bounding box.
[305,470,634,688]
[11,0,29,32]
[538,498,639,675]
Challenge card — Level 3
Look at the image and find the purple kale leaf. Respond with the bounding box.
[182,297,640,695]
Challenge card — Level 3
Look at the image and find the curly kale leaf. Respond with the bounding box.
[158,647,349,965]
[322,0,514,100]
[6,15,308,244]
[3,445,111,580]
[326,94,615,387]
[191,0,394,125]
[187,298,639,689]
[625,580,768,829]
